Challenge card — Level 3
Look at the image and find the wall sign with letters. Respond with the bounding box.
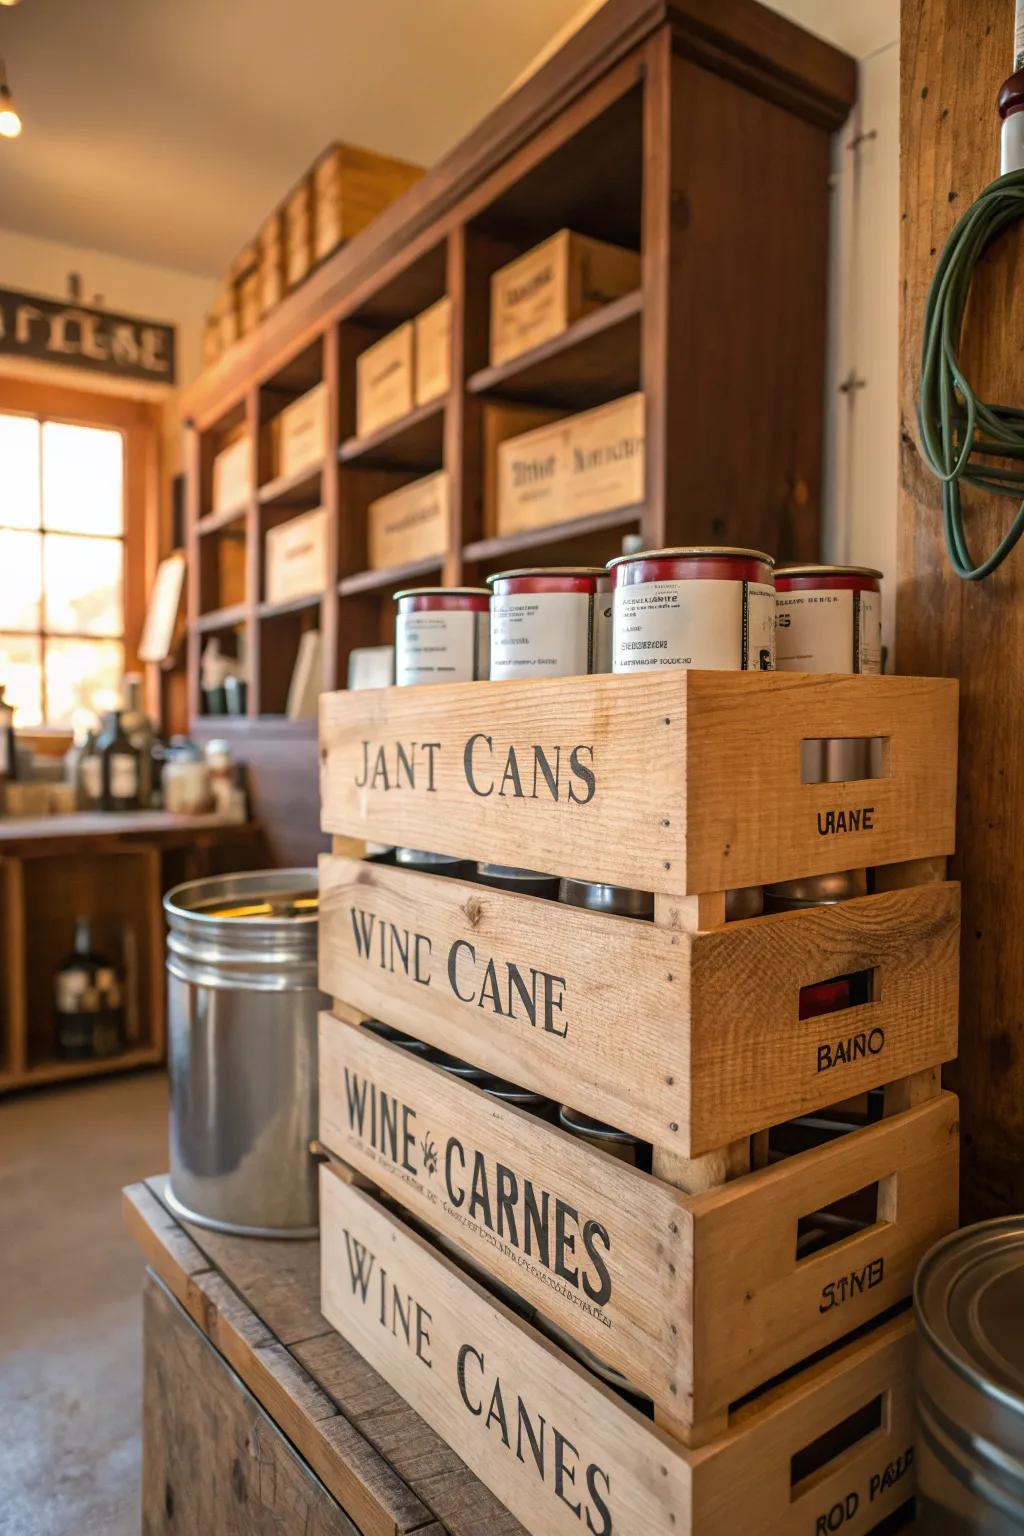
[0,286,176,384]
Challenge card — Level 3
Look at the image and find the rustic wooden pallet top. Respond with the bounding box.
[123,1175,524,1536]
[0,810,255,853]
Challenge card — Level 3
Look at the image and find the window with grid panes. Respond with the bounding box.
[0,412,125,726]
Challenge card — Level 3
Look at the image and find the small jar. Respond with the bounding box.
[204,738,235,816]
[487,567,606,680]
[162,740,213,815]
[609,546,776,673]
[393,587,490,686]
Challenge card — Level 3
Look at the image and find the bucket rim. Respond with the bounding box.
[163,867,319,926]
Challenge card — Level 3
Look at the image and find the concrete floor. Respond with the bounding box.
[0,1072,168,1536]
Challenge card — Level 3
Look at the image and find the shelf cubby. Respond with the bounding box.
[466,287,642,409]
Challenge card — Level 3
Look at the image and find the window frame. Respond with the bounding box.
[0,375,161,734]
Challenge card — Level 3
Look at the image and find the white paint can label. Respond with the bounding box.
[613,579,776,671]
[395,611,488,686]
[490,591,595,679]
[776,589,881,674]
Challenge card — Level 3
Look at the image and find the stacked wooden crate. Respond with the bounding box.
[316,668,960,1535]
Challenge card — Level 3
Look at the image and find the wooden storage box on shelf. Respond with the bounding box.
[367,470,448,570]
[489,229,641,366]
[216,280,239,351]
[313,142,424,262]
[267,381,328,481]
[265,507,329,605]
[320,1011,957,1444]
[495,391,644,536]
[210,434,252,512]
[237,270,261,337]
[413,296,451,406]
[285,177,314,289]
[258,211,285,318]
[320,1164,919,1536]
[482,401,564,536]
[356,323,414,438]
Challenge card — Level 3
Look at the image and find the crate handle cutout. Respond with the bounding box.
[799,738,890,784]
[790,1392,888,1500]
[798,967,876,1021]
[794,1172,896,1265]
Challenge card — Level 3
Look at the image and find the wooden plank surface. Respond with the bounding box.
[319,1014,957,1434]
[320,853,959,1153]
[899,0,1024,1219]
[123,1178,525,1536]
[319,671,957,895]
[0,810,252,848]
[143,1273,362,1536]
[320,1168,917,1536]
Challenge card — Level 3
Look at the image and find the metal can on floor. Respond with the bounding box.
[164,869,324,1237]
[608,545,776,673]
[915,1218,1024,1532]
[487,567,605,680]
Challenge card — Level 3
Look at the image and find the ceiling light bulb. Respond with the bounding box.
[0,82,21,137]
[0,2,24,8]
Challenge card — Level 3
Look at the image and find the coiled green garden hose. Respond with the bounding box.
[918,167,1024,579]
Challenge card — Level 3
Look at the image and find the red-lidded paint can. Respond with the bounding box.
[775,564,882,675]
[394,587,490,687]
[487,567,606,680]
[608,546,776,673]
[764,869,869,1018]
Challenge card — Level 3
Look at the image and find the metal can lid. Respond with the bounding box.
[486,567,606,584]
[915,1217,1024,1407]
[764,869,868,910]
[558,1104,641,1146]
[775,563,883,581]
[607,545,775,570]
[477,863,559,895]
[558,879,654,919]
[393,586,490,600]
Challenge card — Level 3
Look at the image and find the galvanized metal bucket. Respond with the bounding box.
[915,1217,1024,1532]
[164,869,323,1238]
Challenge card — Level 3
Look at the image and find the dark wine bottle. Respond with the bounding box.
[97,709,142,812]
[54,917,124,1061]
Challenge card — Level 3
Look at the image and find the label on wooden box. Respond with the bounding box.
[265,507,328,605]
[211,436,251,511]
[368,470,448,571]
[481,402,563,537]
[413,297,451,406]
[356,323,415,438]
[496,393,644,537]
[320,1167,920,1536]
[490,230,641,367]
[274,382,328,480]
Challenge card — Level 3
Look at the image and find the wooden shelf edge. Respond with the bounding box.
[258,592,324,620]
[256,461,324,507]
[467,288,643,397]
[463,502,642,562]
[196,500,252,535]
[0,1046,164,1094]
[339,397,446,464]
[339,555,444,596]
[195,603,249,633]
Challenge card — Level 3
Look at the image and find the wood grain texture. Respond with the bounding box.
[142,1275,361,1536]
[319,671,957,895]
[125,1177,525,1536]
[320,1168,918,1536]
[319,1016,957,1436]
[899,0,1024,1220]
[320,854,959,1153]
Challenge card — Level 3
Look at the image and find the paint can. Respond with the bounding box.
[477,864,559,898]
[394,586,490,872]
[557,1104,647,1167]
[608,545,776,673]
[558,878,654,920]
[764,869,869,1018]
[915,1217,1024,1531]
[487,567,605,680]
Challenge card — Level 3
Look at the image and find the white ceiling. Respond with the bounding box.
[0,0,586,275]
[0,0,897,280]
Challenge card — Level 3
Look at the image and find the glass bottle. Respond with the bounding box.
[121,673,154,807]
[97,709,142,812]
[77,729,103,811]
[0,684,17,809]
[54,917,124,1061]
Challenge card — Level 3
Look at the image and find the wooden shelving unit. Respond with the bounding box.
[181,0,856,851]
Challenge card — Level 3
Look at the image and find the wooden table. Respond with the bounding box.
[124,1176,523,1536]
